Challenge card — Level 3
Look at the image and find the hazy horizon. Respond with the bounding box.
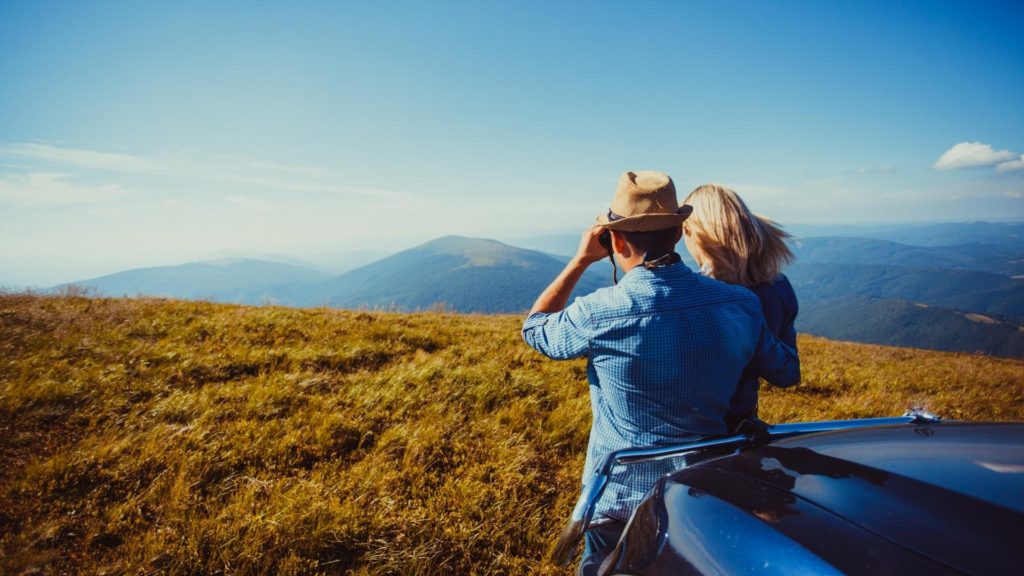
[3,218,1023,288]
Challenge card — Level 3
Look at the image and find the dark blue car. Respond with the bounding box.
[554,412,1024,575]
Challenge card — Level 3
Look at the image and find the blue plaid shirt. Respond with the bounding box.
[522,261,799,522]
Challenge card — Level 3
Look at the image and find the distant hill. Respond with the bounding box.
[788,263,1024,321]
[59,237,615,312]
[499,233,583,258]
[786,221,1024,249]
[303,236,612,312]
[49,227,1024,357]
[868,221,1024,248]
[798,296,1024,358]
[283,249,395,275]
[792,236,1024,276]
[512,226,1024,276]
[62,258,332,302]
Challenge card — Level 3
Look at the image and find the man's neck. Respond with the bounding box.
[616,253,645,275]
[618,251,680,274]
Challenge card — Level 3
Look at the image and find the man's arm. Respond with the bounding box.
[529,225,608,314]
[522,225,609,359]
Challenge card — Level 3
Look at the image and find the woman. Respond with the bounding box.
[681,184,798,432]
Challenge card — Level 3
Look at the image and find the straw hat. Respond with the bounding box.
[596,170,693,232]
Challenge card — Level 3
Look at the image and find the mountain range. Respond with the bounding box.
[59,222,1024,358]
[246,236,612,312]
[787,263,1024,321]
[68,236,612,313]
[785,221,1024,248]
[57,258,332,302]
[798,296,1024,358]
[792,236,1024,277]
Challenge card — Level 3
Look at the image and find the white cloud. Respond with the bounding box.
[934,141,1017,170]
[0,142,414,202]
[1004,191,1023,199]
[0,172,129,205]
[0,143,161,174]
[997,154,1024,173]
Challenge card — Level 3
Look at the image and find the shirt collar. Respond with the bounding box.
[619,257,692,285]
[642,252,682,269]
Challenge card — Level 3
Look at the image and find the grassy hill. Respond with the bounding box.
[2,293,1023,575]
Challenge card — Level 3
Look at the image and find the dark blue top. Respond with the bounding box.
[725,274,798,430]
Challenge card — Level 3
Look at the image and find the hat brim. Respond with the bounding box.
[596,205,692,232]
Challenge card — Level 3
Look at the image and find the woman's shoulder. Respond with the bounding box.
[773,273,795,293]
[750,273,793,293]
[748,274,797,305]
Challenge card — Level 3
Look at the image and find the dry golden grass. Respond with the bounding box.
[2,293,1022,575]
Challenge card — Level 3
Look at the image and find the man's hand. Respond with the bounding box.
[574,225,611,265]
[528,225,608,315]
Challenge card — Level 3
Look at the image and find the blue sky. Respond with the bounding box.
[1,1,1022,285]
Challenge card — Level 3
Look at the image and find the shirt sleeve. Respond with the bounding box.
[521,300,591,360]
[747,320,801,388]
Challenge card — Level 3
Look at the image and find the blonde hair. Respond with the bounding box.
[682,184,794,286]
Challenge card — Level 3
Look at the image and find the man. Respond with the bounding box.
[521,170,800,574]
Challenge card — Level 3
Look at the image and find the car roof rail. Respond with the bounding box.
[550,413,942,566]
